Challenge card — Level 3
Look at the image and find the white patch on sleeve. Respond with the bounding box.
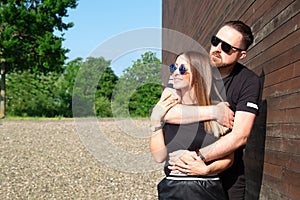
[247,102,258,110]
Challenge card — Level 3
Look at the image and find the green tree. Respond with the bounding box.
[6,70,60,117]
[112,51,162,118]
[129,83,162,117]
[94,96,113,117]
[96,66,118,99]
[6,56,119,118]
[0,0,77,117]
[72,57,118,118]
[55,57,82,117]
[95,65,118,117]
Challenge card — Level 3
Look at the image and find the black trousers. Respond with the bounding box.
[225,175,245,200]
[158,177,228,200]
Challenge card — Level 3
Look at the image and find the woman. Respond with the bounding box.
[150,51,233,200]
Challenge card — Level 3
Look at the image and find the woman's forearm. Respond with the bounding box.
[150,130,167,163]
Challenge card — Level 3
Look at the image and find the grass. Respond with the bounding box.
[3,116,73,120]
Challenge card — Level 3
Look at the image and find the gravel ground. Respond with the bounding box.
[0,119,165,200]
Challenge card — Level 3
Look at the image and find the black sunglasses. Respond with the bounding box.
[169,64,187,75]
[211,35,244,54]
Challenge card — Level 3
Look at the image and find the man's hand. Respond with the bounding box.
[168,150,210,175]
[169,150,196,164]
[168,150,196,174]
[215,102,234,129]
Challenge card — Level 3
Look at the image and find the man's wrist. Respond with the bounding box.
[196,149,206,161]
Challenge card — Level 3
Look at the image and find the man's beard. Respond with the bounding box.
[210,52,233,69]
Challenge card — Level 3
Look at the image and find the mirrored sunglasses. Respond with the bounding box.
[169,64,187,75]
[211,35,244,54]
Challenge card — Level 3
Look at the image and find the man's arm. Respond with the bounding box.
[200,111,256,162]
[169,111,256,167]
[164,102,234,128]
[164,104,214,124]
[161,87,234,128]
[169,152,234,175]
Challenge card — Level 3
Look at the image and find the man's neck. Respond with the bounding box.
[218,63,235,78]
[212,64,234,80]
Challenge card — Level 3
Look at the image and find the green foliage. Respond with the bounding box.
[6,70,60,117]
[112,51,162,118]
[55,57,82,117]
[0,0,77,73]
[95,96,113,117]
[129,83,162,117]
[72,57,118,117]
[96,66,118,99]
[0,0,77,117]
[5,52,163,118]
[0,2,163,119]
[94,65,118,117]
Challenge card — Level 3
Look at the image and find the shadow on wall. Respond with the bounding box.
[244,70,267,200]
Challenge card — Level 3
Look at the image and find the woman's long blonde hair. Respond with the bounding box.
[178,51,227,137]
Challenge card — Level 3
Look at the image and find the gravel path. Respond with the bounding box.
[0,119,164,200]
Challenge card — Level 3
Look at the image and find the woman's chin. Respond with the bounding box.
[173,84,188,90]
[173,84,180,89]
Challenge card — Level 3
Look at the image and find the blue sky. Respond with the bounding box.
[62,0,162,76]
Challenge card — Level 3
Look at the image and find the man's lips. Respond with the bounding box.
[211,53,221,59]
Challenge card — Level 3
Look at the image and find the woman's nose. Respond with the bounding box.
[173,68,180,75]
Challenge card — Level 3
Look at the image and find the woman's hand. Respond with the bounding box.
[151,89,180,124]
[161,87,181,103]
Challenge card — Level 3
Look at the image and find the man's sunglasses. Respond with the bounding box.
[169,64,187,75]
[211,35,244,54]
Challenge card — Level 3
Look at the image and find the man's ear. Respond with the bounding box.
[239,51,247,60]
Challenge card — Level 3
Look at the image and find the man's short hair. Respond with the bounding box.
[223,20,254,50]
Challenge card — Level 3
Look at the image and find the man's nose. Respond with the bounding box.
[214,43,222,52]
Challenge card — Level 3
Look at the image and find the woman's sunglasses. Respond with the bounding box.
[211,35,244,54]
[169,64,187,75]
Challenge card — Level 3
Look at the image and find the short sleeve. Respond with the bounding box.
[236,74,261,115]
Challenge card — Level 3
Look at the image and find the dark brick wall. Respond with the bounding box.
[162,0,300,199]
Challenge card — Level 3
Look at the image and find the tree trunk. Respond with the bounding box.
[0,62,5,118]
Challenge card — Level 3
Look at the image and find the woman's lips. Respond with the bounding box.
[173,77,182,83]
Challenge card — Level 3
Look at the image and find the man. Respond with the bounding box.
[164,21,261,199]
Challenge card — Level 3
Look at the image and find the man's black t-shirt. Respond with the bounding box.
[213,62,261,197]
[213,62,260,115]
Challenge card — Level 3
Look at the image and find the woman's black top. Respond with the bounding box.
[163,122,218,176]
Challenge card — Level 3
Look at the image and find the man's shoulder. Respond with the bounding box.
[229,63,261,93]
[235,62,259,79]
